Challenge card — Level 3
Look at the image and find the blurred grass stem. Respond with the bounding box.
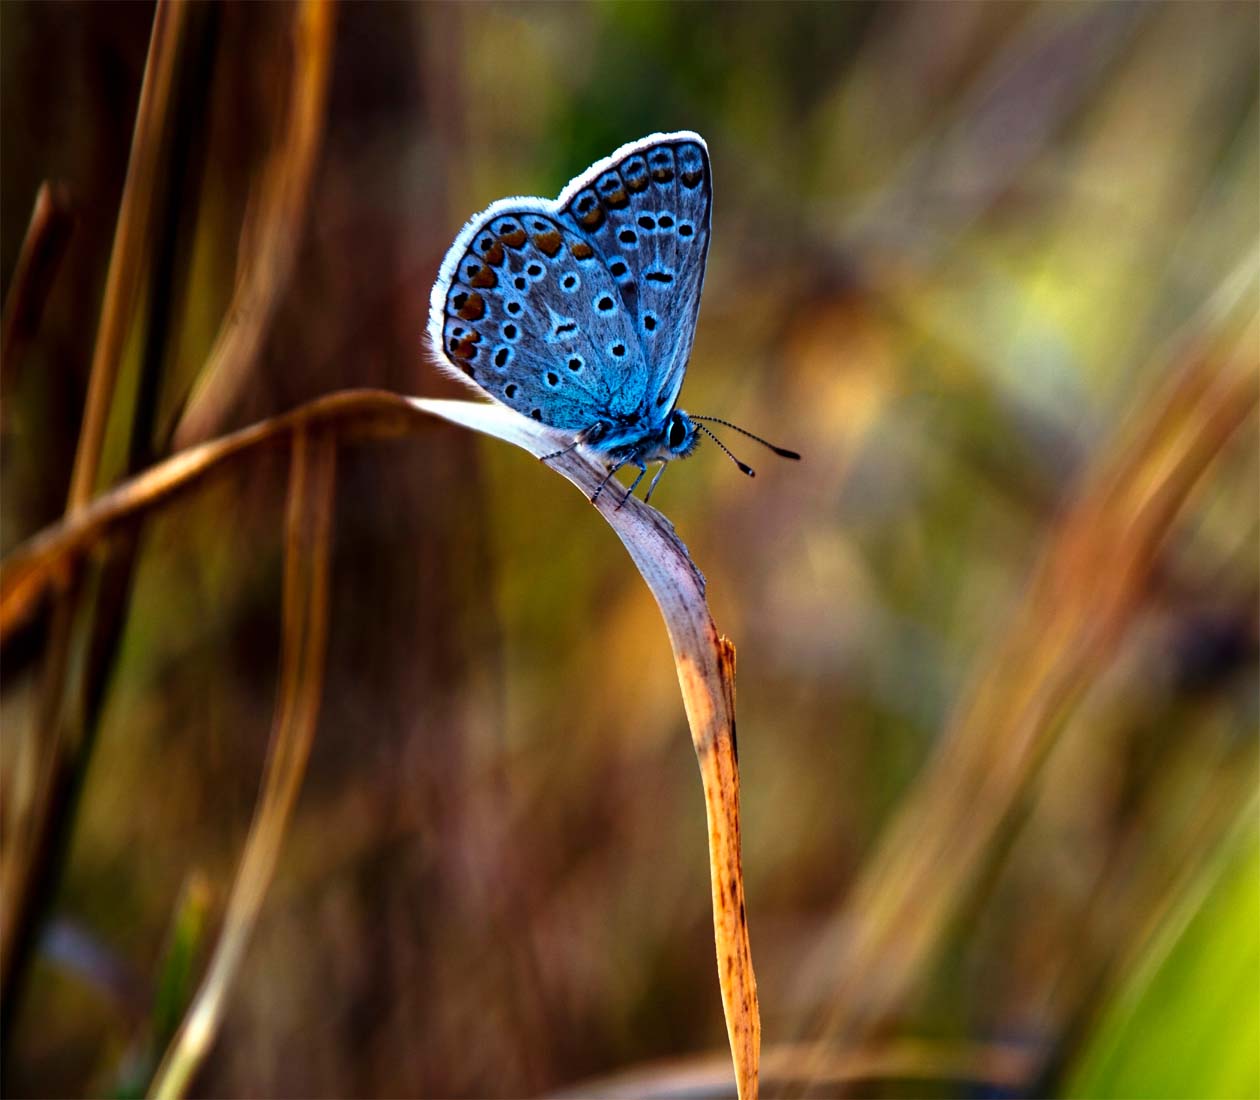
[148,428,336,1100]
[0,181,76,401]
[805,260,1258,1069]
[1,391,765,1099]
[0,0,193,1031]
[170,0,334,449]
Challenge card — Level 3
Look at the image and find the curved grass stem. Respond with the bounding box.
[147,427,336,1100]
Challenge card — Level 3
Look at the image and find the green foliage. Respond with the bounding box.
[1066,813,1260,1100]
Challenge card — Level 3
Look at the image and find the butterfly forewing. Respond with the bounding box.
[436,205,647,430]
[428,132,710,442]
[558,135,711,415]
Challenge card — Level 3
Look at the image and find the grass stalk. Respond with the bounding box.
[1,391,766,1099]
[170,0,335,449]
[147,427,336,1100]
[0,181,76,395]
[806,270,1257,1063]
[0,0,192,1029]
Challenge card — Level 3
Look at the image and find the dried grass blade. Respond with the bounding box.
[0,0,192,1020]
[1,391,763,1097]
[808,284,1258,1055]
[0,181,75,388]
[409,397,762,1100]
[0,389,420,641]
[170,0,335,449]
[66,0,189,511]
[552,1037,1039,1099]
[147,427,336,1100]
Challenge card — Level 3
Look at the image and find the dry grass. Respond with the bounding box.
[2,3,1255,1098]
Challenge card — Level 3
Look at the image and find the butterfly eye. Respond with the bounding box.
[668,415,687,449]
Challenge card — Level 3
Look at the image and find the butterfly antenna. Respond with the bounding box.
[697,424,756,478]
[691,416,801,460]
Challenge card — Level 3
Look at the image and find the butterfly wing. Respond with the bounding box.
[557,132,712,419]
[428,200,649,432]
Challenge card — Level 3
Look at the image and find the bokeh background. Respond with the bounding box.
[2,2,1257,1097]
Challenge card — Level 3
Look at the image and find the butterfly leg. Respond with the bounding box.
[616,461,649,511]
[590,459,628,505]
[541,422,609,465]
[539,439,581,464]
[642,462,670,505]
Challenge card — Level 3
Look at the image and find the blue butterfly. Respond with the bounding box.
[428,131,799,504]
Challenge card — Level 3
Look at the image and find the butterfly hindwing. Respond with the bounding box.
[432,202,647,430]
[427,132,710,439]
[558,133,712,416]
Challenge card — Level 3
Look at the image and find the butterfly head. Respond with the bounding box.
[661,408,700,460]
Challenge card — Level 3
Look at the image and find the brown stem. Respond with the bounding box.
[0,0,194,1032]
[148,428,337,1100]
[804,301,1257,1065]
[170,0,335,449]
[0,181,76,391]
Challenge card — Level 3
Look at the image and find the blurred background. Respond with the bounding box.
[1,2,1256,1097]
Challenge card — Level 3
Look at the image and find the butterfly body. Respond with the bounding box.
[428,132,713,499]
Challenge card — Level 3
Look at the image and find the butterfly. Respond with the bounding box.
[428,131,799,505]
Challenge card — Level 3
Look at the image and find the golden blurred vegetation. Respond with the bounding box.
[1,2,1256,1097]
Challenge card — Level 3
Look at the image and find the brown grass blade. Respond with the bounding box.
[147,426,336,1100]
[170,0,335,449]
[409,398,762,1100]
[552,1037,1039,1099]
[0,0,192,1020]
[66,0,189,512]
[0,181,75,389]
[1,391,764,1098]
[807,274,1258,1057]
[0,389,418,641]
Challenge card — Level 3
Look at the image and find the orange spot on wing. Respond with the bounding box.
[451,335,479,362]
[533,230,562,256]
[457,292,485,321]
